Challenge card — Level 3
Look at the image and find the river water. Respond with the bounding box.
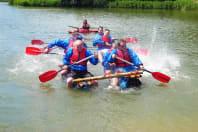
[0,2,198,132]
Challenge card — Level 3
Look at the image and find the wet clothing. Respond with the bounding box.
[47,34,86,52]
[119,77,141,88]
[64,69,93,79]
[63,47,98,71]
[48,34,83,49]
[70,48,87,65]
[115,48,131,67]
[107,47,143,71]
[102,49,116,73]
[93,33,113,51]
[101,35,111,43]
[98,36,112,49]
[77,34,83,40]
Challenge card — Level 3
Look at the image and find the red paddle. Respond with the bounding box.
[26,47,63,56]
[31,40,54,52]
[39,70,60,83]
[125,38,138,44]
[26,47,43,55]
[39,55,94,83]
[134,49,148,56]
[114,38,138,44]
[115,56,171,83]
[31,40,48,45]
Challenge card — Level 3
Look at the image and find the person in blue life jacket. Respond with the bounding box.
[107,39,144,88]
[93,27,114,63]
[102,42,118,75]
[93,26,104,48]
[43,32,86,54]
[61,40,99,87]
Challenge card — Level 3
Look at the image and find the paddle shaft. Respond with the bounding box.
[31,49,64,55]
[61,54,95,71]
[39,55,95,83]
[68,26,79,29]
[115,56,143,70]
[115,56,170,83]
[68,26,97,29]
[47,52,64,55]
[116,56,152,74]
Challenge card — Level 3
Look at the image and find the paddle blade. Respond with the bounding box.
[125,38,138,44]
[151,72,171,83]
[134,49,148,56]
[31,40,45,45]
[26,47,42,55]
[39,70,58,83]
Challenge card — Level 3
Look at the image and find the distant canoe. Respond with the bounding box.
[68,28,98,33]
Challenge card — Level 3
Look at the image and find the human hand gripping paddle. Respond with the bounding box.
[38,55,94,83]
[25,47,64,56]
[30,40,56,52]
[115,56,171,83]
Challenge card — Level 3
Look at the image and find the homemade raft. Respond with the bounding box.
[66,70,143,90]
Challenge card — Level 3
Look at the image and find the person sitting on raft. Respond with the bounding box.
[61,40,98,87]
[102,42,118,75]
[107,39,144,88]
[93,27,114,62]
[43,32,86,54]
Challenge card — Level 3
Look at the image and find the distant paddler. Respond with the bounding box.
[81,19,91,30]
[68,19,97,33]
[61,40,99,87]
[107,39,144,88]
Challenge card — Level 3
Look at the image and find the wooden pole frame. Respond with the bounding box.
[72,71,143,83]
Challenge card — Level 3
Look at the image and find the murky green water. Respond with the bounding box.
[1,2,198,132]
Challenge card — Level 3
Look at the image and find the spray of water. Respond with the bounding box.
[8,49,63,85]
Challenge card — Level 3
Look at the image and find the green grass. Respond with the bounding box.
[108,0,198,9]
[8,0,198,9]
[0,0,8,2]
[9,0,61,7]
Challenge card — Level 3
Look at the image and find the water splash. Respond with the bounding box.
[129,26,190,81]
[8,50,62,84]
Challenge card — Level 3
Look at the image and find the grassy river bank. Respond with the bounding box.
[8,0,198,10]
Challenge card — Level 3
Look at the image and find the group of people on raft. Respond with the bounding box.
[44,19,144,88]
